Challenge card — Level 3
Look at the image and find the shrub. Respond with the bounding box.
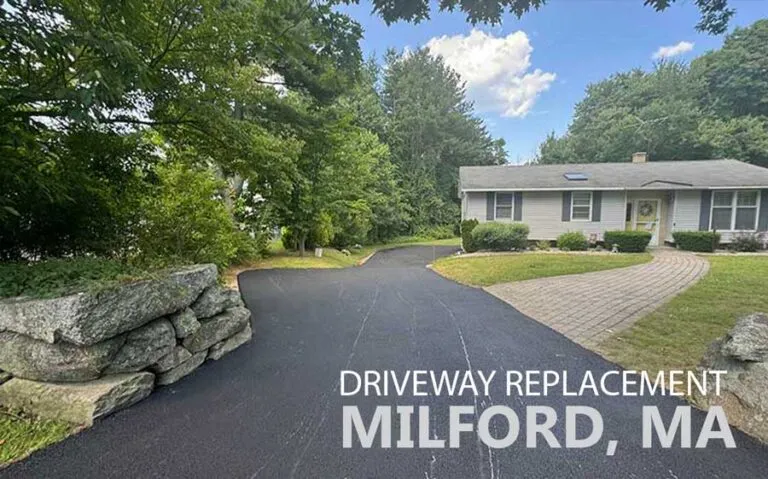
[603,231,653,253]
[330,200,372,248]
[471,222,529,251]
[416,224,456,240]
[557,232,588,251]
[135,162,245,270]
[0,258,149,299]
[536,240,552,251]
[672,231,721,252]
[730,232,763,252]
[460,219,479,253]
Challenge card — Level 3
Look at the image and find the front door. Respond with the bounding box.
[634,199,661,246]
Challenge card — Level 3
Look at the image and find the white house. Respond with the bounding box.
[459,154,768,246]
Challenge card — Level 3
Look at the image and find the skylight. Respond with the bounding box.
[564,172,589,181]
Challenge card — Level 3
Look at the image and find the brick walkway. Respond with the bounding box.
[485,249,710,348]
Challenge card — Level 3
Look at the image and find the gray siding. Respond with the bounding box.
[520,191,625,240]
[463,192,487,221]
[671,190,701,233]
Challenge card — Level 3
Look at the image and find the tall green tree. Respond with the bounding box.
[536,19,768,168]
[0,0,363,258]
[381,49,506,231]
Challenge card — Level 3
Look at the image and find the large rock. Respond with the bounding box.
[168,308,200,338]
[103,319,175,374]
[0,332,124,382]
[182,307,250,353]
[0,372,154,425]
[156,351,206,386]
[151,346,193,373]
[721,313,768,361]
[0,264,217,346]
[696,314,768,442]
[190,286,244,319]
[208,323,253,360]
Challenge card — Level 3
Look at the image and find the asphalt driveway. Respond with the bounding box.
[4,246,768,478]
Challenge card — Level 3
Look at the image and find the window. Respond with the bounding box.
[571,192,592,221]
[564,173,589,181]
[495,193,514,219]
[710,190,760,231]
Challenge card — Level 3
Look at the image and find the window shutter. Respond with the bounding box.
[486,192,495,221]
[513,192,523,221]
[699,190,712,231]
[562,192,572,222]
[759,189,768,231]
[592,191,602,222]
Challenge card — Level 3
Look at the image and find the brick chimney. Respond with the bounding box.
[632,152,648,163]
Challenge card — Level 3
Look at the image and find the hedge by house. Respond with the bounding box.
[460,219,479,253]
[471,222,529,251]
[672,231,721,252]
[603,231,653,253]
[557,232,588,251]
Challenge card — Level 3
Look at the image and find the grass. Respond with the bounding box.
[0,408,76,467]
[598,256,768,376]
[432,252,652,287]
[222,236,461,288]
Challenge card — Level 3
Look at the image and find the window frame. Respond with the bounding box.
[570,191,593,222]
[709,190,761,232]
[493,192,515,220]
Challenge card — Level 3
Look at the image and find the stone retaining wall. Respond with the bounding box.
[0,264,252,425]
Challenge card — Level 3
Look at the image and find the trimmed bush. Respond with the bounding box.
[471,222,529,251]
[672,231,721,252]
[730,232,763,252]
[603,230,653,253]
[460,219,480,253]
[557,231,588,251]
[536,240,552,251]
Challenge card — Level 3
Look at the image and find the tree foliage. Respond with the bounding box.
[345,0,734,35]
[381,49,506,232]
[536,20,768,168]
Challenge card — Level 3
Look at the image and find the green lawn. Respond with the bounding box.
[0,408,75,466]
[432,252,652,287]
[598,256,768,376]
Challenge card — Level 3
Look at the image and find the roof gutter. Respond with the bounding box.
[461,186,768,193]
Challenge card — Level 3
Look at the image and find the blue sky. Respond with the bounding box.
[339,0,767,164]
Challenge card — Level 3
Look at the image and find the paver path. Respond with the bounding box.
[486,248,710,347]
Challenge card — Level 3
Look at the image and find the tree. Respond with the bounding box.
[0,0,364,259]
[382,49,506,231]
[345,0,734,35]
[536,20,768,167]
[693,19,768,118]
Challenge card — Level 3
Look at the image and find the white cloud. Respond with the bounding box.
[652,41,694,60]
[425,29,555,118]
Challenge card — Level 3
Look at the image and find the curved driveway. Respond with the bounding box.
[4,246,767,478]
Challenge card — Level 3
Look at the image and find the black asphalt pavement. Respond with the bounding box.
[4,246,768,478]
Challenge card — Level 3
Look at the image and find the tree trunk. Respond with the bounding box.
[299,233,307,257]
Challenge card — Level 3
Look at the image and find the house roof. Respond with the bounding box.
[459,159,768,192]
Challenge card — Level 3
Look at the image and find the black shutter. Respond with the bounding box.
[486,192,495,221]
[562,192,572,222]
[592,191,602,222]
[699,190,712,231]
[513,192,523,221]
[759,189,768,231]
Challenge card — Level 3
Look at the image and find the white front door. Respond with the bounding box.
[634,199,661,246]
